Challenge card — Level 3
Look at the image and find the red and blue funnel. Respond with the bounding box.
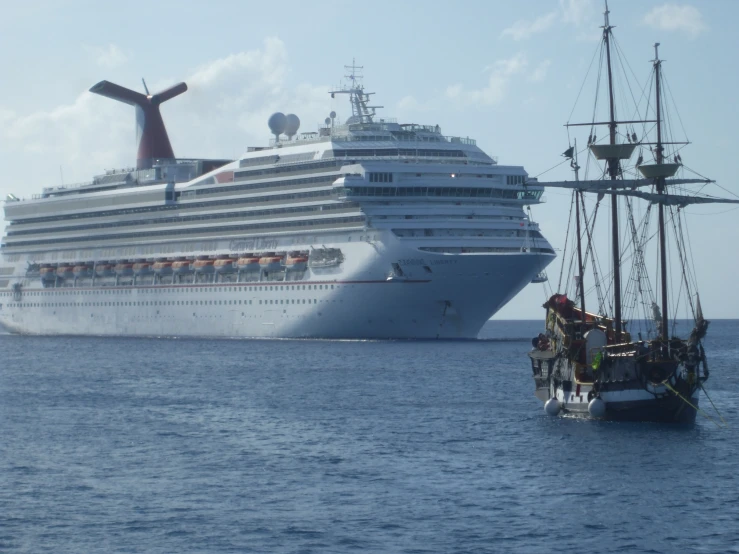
[89,80,187,169]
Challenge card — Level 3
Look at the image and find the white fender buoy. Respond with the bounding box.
[588,397,606,418]
[544,398,560,416]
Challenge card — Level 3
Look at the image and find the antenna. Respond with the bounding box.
[141,78,150,96]
[89,79,187,169]
[345,58,363,88]
[328,60,383,124]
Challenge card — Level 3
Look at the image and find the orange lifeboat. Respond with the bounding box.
[259,255,283,270]
[237,256,261,272]
[214,258,236,273]
[193,259,215,273]
[56,265,74,279]
[172,260,193,274]
[95,263,115,277]
[152,261,173,275]
[114,262,134,277]
[73,265,92,278]
[133,262,153,276]
[40,266,57,282]
[285,256,308,271]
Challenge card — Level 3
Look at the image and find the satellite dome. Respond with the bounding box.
[324,117,331,125]
[284,114,300,138]
[330,111,336,119]
[268,112,287,138]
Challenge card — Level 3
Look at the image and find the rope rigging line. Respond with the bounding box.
[612,35,650,125]
[567,38,604,126]
[661,69,691,144]
[700,383,728,427]
[525,205,554,300]
[622,198,657,335]
[557,192,576,294]
[669,207,697,322]
[662,380,724,429]
[581,194,609,316]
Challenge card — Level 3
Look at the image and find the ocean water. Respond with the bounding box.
[1,320,738,554]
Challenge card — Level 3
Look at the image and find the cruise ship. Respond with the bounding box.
[0,65,555,339]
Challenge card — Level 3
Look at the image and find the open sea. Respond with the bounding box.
[1,319,737,554]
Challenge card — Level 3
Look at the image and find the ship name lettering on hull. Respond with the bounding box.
[229,238,279,251]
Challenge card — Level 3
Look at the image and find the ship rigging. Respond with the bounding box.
[527,2,737,423]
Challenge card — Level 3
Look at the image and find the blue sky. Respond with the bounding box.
[1,0,737,319]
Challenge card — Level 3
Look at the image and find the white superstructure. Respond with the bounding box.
[0,66,554,339]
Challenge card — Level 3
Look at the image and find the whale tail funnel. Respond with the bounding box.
[89,80,187,169]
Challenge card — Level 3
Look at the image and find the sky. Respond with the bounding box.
[0,0,737,320]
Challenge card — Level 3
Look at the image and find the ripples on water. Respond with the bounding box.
[1,320,737,553]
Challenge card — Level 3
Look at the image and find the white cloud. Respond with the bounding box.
[501,0,596,41]
[643,4,707,38]
[1,90,132,191]
[560,0,595,26]
[445,84,463,100]
[167,38,328,158]
[445,53,528,106]
[0,38,334,199]
[91,44,129,68]
[501,12,558,41]
[528,60,551,83]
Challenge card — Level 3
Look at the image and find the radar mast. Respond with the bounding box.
[329,59,383,124]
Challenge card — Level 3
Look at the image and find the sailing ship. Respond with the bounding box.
[527,3,738,422]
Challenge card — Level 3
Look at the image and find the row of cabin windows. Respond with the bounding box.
[343,186,523,199]
[8,201,357,237]
[5,216,366,247]
[506,175,526,185]
[233,160,339,180]
[4,298,324,309]
[6,284,337,296]
[419,246,555,254]
[11,177,337,227]
[333,148,467,158]
[183,174,336,198]
[368,172,393,183]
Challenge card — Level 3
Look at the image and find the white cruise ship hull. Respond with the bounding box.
[0,234,551,339]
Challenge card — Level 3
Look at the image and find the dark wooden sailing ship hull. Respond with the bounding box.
[530,345,702,423]
[553,387,698,423]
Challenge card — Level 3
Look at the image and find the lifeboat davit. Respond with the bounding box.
[56,265,74,279]
[237,256,260,271]
[133,262,153,276]
[95,263,115,277]
[40,266,57,282]
[259,255,283,270]
[73,265,93,278]
[193,259,215,274]
[285,256,308,271]
[152,261,173,275]
[172,260,192,274]
[114,263,134,277]
[214,259,236,273]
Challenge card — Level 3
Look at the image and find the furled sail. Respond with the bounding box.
[597,189,739,207]
[529,178,713,191]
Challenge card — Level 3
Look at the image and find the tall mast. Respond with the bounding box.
[572,140,587,324]
[653,43,669,340]
[603,1,623,342]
